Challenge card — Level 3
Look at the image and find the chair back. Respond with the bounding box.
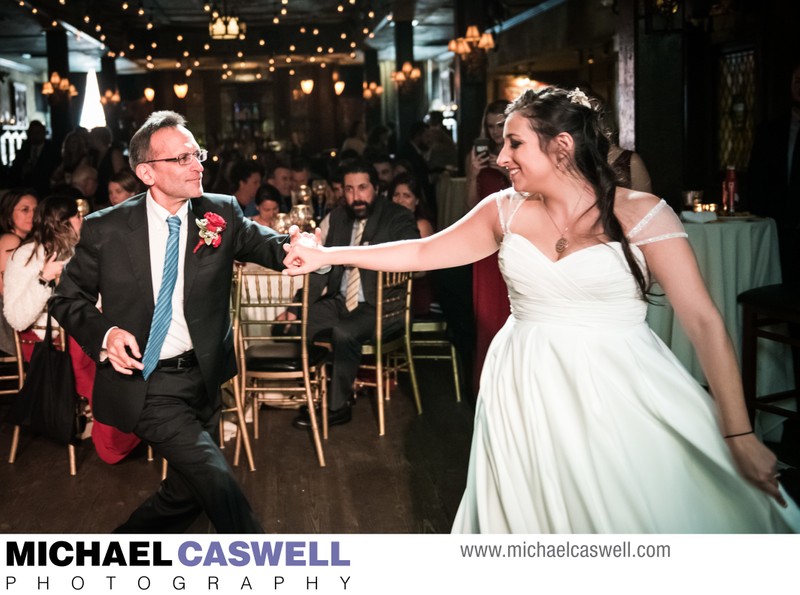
[233,265,326,466]
[0,337,24,395]
[234,266,310,352]
[374,271,413,350]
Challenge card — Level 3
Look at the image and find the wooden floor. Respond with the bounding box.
[0,361,474,534]
[2,360,797,534]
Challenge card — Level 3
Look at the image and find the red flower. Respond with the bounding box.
[193,212,227,253]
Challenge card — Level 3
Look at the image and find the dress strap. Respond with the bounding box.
[496,192,526,234]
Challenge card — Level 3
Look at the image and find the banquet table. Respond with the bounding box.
[436,174,468,229]
[646,217,794,409]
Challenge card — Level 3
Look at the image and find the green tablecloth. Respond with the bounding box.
[646,218,794,404]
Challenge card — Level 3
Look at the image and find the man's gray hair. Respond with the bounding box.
[128,110,187,170]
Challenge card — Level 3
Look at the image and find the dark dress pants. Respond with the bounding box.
[306,297,402,411]
[114,365,263,534]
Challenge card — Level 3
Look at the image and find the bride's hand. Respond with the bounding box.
[282,241,328,276]
[726,434,786,507]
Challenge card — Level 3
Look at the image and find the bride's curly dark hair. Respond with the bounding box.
[506,87,649,300]
[24,195,80,265]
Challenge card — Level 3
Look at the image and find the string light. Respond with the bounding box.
[122,1,128,9]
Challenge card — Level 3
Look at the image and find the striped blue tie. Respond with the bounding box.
[142,215,181,380]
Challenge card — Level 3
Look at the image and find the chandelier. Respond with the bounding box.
[209,2,246,40]
[390,61,421,93]
[448,25,495,57]
[41,72,78,99]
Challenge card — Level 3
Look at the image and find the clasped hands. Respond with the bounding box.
[281,224,327,276]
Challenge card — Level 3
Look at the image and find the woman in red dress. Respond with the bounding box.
[467,101,512,389]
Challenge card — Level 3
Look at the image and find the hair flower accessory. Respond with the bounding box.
[567,88,592,109]
[193,212,227,253]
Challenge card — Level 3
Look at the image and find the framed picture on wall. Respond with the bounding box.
[11,82,28,126]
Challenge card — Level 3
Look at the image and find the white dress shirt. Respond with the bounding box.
[145,192,193,359]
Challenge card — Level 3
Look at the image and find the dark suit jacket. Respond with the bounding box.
[308,198,419,306]
[50,192,289,432]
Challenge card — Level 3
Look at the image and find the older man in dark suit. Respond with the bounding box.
[292,160,419,429]
[50,111,307,533]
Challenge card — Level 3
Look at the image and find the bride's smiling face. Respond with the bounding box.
[497,112,557,194]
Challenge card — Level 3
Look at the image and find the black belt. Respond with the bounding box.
[156,350,198,370]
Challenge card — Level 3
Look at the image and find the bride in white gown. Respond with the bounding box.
[284,87,799,533]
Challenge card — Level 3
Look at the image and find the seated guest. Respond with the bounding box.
[265,162,293,212]
[108,169,142,206]
[89,126,127,208]
[231,161,264,217]
[0,188,38,355]
[3,195,140,463]
[366,153,394,200]
[290,157,314,194]
[290,160,419,428]
[252,184,282,228]
[389,172,435,237]
[389,173,436,316]
[69,164,99,209]
[50,128,91,189]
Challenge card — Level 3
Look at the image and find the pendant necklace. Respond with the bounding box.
[541,195,583,254]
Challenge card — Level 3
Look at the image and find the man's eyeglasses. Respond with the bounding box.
[143,149,207,166]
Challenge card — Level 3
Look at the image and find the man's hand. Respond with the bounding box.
[286,224,322,250]
[106,328,144,375]
[283,225,326,273]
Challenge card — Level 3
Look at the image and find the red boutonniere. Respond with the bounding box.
[193,212,227,253]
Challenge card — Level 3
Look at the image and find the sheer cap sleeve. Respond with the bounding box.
[624,199,688,246]
[494,187,525,235]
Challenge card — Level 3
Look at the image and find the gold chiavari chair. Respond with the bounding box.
[354,271,421,436]
[234,266,326,466]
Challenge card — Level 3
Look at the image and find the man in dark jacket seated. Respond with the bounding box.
[291,160,420,428]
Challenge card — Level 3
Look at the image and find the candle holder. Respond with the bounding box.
[272,213,292,234]
[289,204,316,232]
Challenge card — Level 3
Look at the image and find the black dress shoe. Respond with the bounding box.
[292,404,352,429]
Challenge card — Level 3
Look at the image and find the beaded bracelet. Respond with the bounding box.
[723,430,754,439]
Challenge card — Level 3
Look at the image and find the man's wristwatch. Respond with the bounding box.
[38,276,55,289]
